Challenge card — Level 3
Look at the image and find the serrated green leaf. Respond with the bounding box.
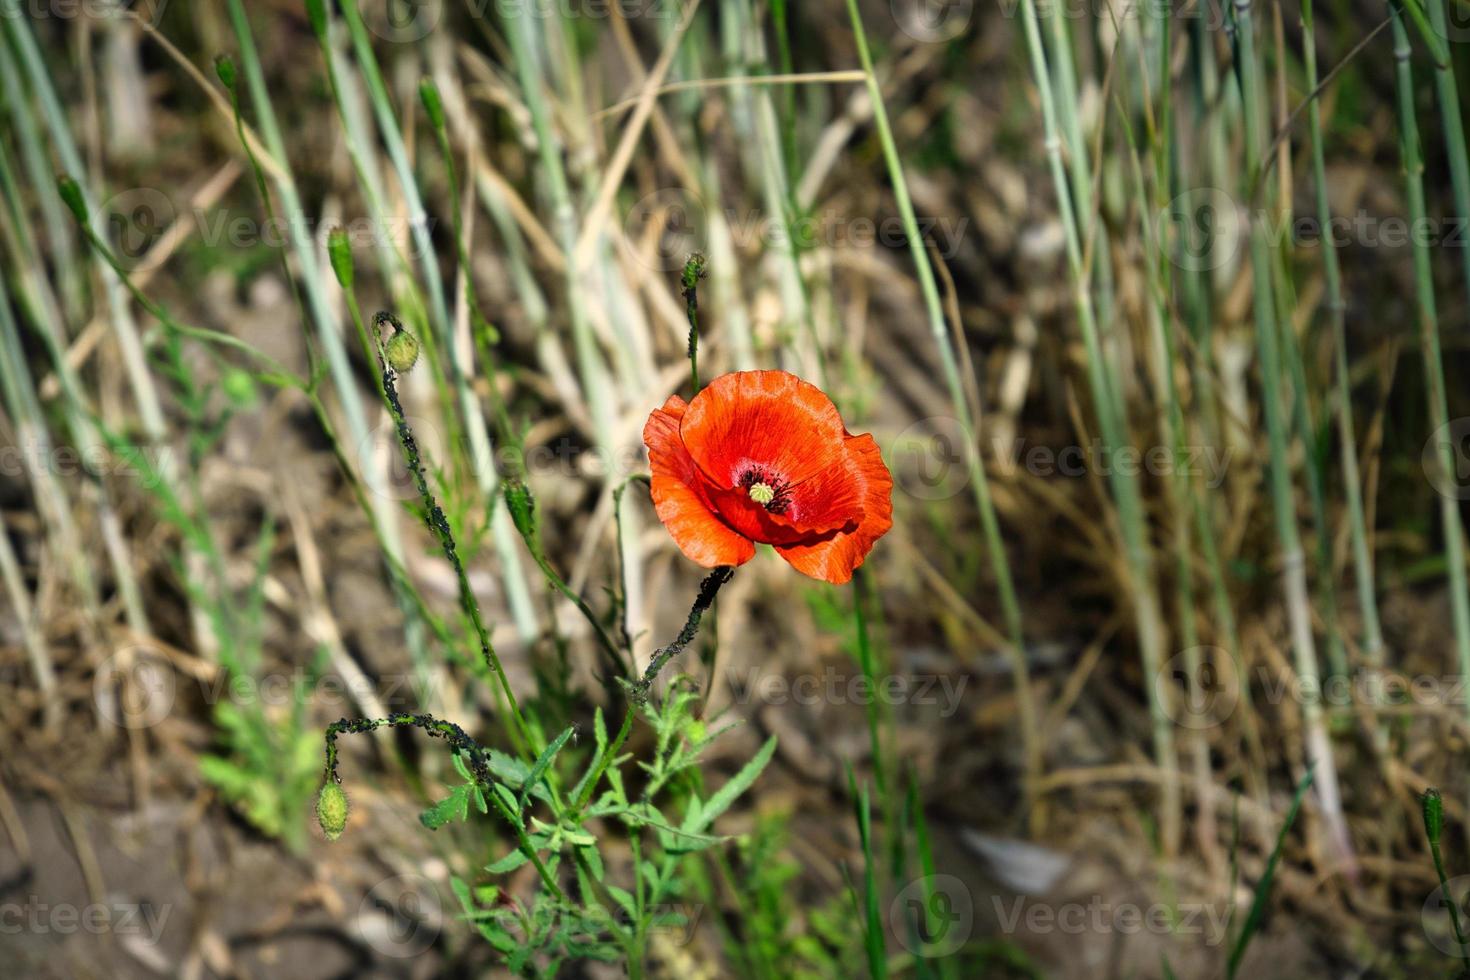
[420,784,471,829]
[519,725,576,814]
[685,735,777,835]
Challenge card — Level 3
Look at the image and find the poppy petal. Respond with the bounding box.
[775,433,893,584]
[772,457,867,535]
[704,484,842,545]
[680,371,847,488]
[645,396,756,568]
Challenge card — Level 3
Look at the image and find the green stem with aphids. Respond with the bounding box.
[372,312,533,756]
[573,567,736,818]
[62,199,471,709]
[321,713,562,899]
[682,252,707,394]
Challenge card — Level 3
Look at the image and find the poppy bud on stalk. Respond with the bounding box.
[317,782,349,841]
[504,479,538,542]
[384,328,420,374]
[1424,788,1444,845]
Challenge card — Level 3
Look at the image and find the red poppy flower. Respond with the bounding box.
[643,370,893,584]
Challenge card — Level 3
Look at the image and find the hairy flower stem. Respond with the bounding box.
[632,567,735,702]
[323,714,562,900]
[574,567,735,817]
[681,252,707,394]
[374,312,532,756]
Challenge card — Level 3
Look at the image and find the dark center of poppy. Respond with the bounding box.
[737,466,791,515]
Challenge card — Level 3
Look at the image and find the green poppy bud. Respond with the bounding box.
[317,782,349,841]
[680,251,707,294]
[1424,788,1444,845]
[385,329,420,374]
[504,479,537,542]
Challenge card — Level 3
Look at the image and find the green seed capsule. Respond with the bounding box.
[317,782,349,841]
[385,329,420,373]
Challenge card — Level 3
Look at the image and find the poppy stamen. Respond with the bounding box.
[737,466,791,513]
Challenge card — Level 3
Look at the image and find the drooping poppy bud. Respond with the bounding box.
[317,782,349,841]
[384,329,420,374]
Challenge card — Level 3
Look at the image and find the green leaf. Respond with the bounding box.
[685,735,777,835]
[420,784,471,830]
[486,849,531,874]
[1227,767,1315,979]
[519,725,576,814]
